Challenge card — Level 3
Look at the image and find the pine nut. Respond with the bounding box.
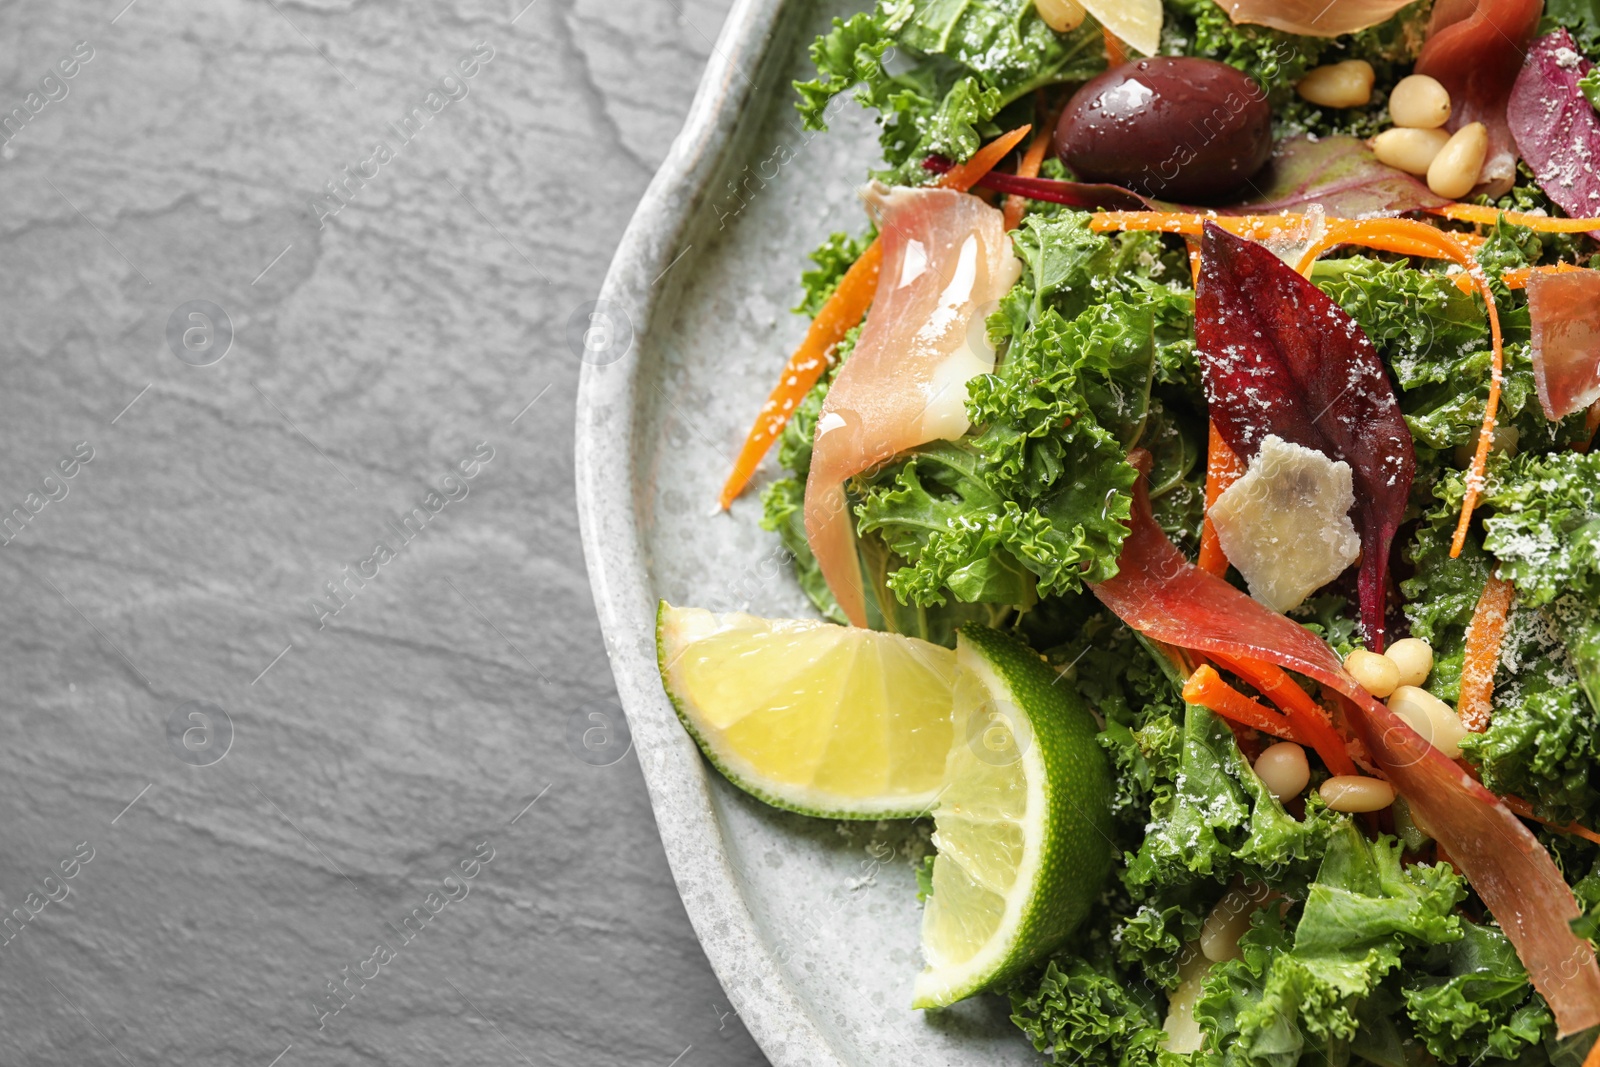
[1344,649,1401,698]
[1034,0,1087,32]
[1319,775,1396,813]
[1388,685,1468,758]
[1427,122,1489,200]
[1389,74,1452,129]
[1201,886,1262,962]
[1370,127,1450,177]
[1296,60,1376,109]
[1384,638,1433,688]
[1162,945,1211,1053]
[1253,742,1310,802]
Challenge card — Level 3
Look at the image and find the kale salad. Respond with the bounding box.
[652,2,1600,1065]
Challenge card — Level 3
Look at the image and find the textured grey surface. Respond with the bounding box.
[0,1,766,1065]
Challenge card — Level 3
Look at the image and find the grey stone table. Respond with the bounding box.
[0,0,768,1064]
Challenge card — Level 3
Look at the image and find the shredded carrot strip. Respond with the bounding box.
[716,242,882,509]
[1587,1029,1600,1067]
[1091,211,1302,238]
[1216,654,1362,777]
[1457,573,1515,732]
[1182,665,1304,743]
[1004,107,1059,231]
[717,126,1032,508]
[1188,247,1202,288]
[1103,26,1128,68]
[937,124,1033,194]
[1500,795,1600,847]
[1453,262,1587,295]
[1291,218,1482,275]
[1198,421,1243,576]
[1428,203,1600,232]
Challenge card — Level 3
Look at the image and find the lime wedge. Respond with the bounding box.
[1083,0,1163,57]
[656,603,962,819]
[912,626,1114,1008]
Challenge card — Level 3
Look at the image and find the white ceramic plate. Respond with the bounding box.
[574,1,1047,1064]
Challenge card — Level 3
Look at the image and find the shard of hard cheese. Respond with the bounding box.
[1209,435,1360,613]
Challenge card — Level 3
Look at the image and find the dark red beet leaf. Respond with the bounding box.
[1509,29,1600,234]
[921,156,1154,210]
[1195,222,1415,649]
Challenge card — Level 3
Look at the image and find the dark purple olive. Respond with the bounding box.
[1054,57,1273,202]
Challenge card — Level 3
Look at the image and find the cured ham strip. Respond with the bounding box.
[1091,454,1600,1038]
[1216,0,1417,37]
[1528,269,1600,421]
[1415,0,1544,197]
[803,185,1020,627]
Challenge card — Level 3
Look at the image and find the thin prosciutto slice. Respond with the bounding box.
[1414,0,1544,197]
[1528,269,1600,420]
[1090,453,1600,1038]
[1217,0,1416,36]
[804,184,1020,627]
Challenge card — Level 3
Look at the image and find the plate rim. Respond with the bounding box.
[573,2,848,1065]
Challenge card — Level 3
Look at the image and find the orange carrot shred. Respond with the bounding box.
[1004,108,1058,231]
[717,126,1032,508]
[1458,573,1515,733]
[717,240,882,510]
[936,124,1032,194]
[1500,795,1600,847]
[1215,654,1362,778]
[1198,421,1244,576]
[1103,27,1128,68]
[1428,203,1600,232]
[1454,263,1586,294]
[1182,664,1304,743]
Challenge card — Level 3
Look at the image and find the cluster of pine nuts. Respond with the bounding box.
[1246,638,1444,816]
[1365,75,1486,199]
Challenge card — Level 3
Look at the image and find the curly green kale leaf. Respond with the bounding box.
[1124,704,1336,903]
[1313,256,1584,467]
[857,214,1195,609]
[1408,454,1600,823]
[795,0,1104,180]
[1402,921,1552,1065]
[793,230,874,318]
[1009,938,1168,1067]
[1195,825,1466,1067]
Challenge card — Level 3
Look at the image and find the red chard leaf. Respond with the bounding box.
[1508,29,1600,233]
[1195,222,1416,648]
[1218,135,1448,217]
